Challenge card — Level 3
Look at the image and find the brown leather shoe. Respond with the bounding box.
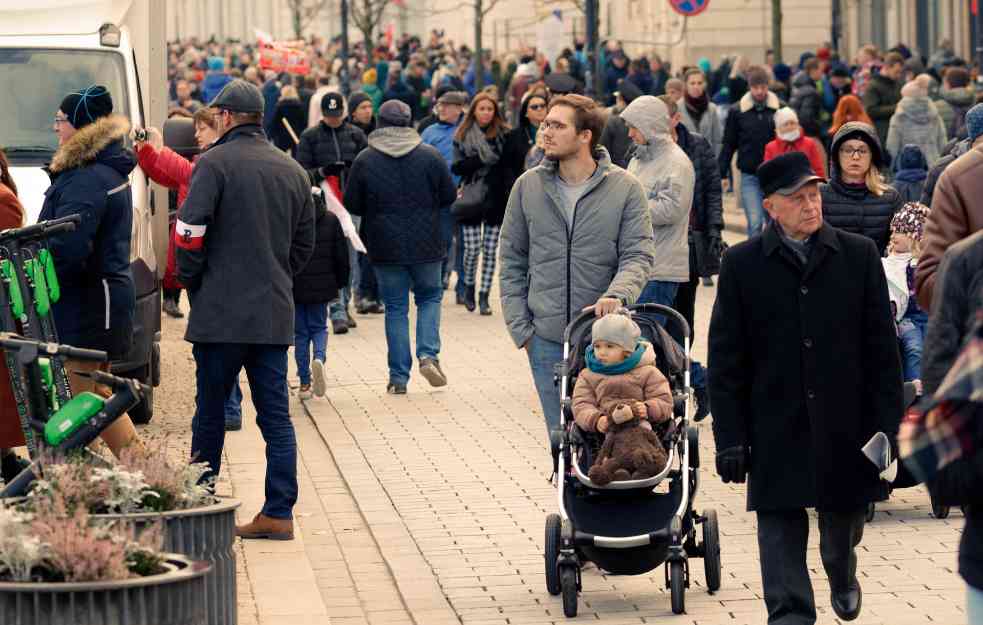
[236,513,294,540]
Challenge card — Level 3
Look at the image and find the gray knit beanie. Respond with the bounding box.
[592,314,641,352]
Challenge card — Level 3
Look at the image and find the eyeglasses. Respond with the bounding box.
[541,120,570,131]
[840,146,871,159]
[53,117,70,126]
[528,103,546,111]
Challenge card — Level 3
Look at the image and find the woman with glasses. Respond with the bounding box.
[503,88,548,174]
[821,122,903,254]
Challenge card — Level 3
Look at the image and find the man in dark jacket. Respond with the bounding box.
[344,100,456,395]
[920,231,983,616]
[709,152,903,625]
[178,80,316,541]
[789,58,824,140]
[600,78,642,169]
[296,92,370,330]
[863,52,904,148]
[42,85,140,457]
[718,66,781,237]
[663,95,722,423]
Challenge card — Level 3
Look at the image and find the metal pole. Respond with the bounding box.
[340,0,351,97]
[585,0,599,100]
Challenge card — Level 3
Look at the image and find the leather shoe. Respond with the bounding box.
[830,581,862,621]
[236,513,294,540]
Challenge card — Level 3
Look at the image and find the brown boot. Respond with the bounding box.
[236,513,294,540]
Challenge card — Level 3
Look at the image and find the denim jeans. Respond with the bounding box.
[374,262,443,385]
[294,302,329,385]
[224,382,243,428]
[637,280,681,329]
[741,172,766,237]
[330,216,361,321]
[968,584,983,624]
[898,311,927,381]
[358,253,378,301]
[526,334,564,434]
[191,343,297,519]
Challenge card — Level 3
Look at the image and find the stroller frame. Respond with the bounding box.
[545,304,721,617]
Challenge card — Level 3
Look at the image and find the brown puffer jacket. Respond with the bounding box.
[916,146,983,310]
[572,342,674,432]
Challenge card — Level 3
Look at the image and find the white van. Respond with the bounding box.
[0,0,168,423]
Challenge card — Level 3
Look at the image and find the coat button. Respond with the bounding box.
[803,338,813,348]
[800,285,809,295]
[807,390,816,399]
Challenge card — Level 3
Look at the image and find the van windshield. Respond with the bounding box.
[0,48,129,161]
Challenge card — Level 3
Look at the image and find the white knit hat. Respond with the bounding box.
[774,106,799,128]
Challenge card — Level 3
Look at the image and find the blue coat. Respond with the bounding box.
[201,72,233,106]
[40,115,136,358]
[420,120,460,185]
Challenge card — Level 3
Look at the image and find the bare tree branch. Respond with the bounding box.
[350,0,392,46]
[286,0,331,39]
[481,0,502,18]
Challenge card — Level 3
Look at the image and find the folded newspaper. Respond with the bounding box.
[862,431,898,482]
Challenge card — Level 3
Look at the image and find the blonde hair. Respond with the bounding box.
[866,167,889,196]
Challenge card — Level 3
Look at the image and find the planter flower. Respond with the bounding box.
[23,441,239,625]
[0,496,210,625]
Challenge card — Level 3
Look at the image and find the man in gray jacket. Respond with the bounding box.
[621,95,694,310]
[500,94,655,434]
[178,80,316,541]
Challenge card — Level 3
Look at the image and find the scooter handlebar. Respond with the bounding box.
[0,333,108,362]
[0,214,81,243]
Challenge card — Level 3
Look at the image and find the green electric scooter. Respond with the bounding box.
[0,333,149,498]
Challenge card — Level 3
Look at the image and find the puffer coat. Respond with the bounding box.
[885,96,947,166]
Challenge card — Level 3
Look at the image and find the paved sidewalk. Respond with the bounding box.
[298,238,969,625]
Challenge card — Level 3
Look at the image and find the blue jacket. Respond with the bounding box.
[40,115,136,358]
[262,79,281,135]
[344,127,456,265]
[463,62,494,98]
[201,72,233,106]
[420,119,461,186]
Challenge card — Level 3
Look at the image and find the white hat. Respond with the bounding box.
[774,106,799,127]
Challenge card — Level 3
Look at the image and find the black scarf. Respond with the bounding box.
[685,91,709,126]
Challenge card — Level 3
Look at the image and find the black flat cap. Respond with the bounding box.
[545,72,580,95]
[615,78,642,104]
[757,152,825,197]
[209,79,264,113]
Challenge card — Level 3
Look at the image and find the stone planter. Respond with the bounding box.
[96,498,240,625]
[0,553,210,625]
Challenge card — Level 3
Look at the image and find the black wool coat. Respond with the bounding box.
[708,223,903,512]
[293,202,351,305]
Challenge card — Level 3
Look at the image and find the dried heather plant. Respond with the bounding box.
[30,494,130,582]
[118,439,216,510]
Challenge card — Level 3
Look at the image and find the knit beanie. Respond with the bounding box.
[772,63,792,84]
[591,314,641,352]
[890,202,930,243]
[377,100,412,128]
[966,103,983,141]
[774,106,799,128]
[59,85,113,130]
[362,68,378,86]
[697,57,711,76]
[207,56,225,72]
[348,91,372,114]
[901,74,931,98]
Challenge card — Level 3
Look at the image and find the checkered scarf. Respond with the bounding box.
[899,311,983,483]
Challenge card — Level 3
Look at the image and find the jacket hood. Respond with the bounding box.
[830,121,884,172]
[368,126,422,157]
[739,90,781,113]
[50,114,133,175]
[620,95,672,146]
[638,341,656,368]
[942,86,975,107]
[792,71,816,89]
[896,96,937,125]
[895,143,928,172]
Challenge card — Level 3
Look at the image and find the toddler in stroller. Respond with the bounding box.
[571,313,674,483]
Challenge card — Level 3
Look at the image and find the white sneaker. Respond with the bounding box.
[311,359,327,397]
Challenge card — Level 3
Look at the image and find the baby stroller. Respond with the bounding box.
[545,304,721,617]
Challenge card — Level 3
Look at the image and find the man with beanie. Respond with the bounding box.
[343,100,457,395]
[916,103,983,310]
[710,151,903,625]
[718,65,781,236]
[348,91,377,137]
[863,52,905,148]
[178,79,316,540]
[296,92,370,331]
[600,78,643,168]
[41,84,141,458]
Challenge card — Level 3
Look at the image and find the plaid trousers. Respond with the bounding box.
[461,223,502,294]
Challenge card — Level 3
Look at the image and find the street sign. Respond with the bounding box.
[668,0,710,17]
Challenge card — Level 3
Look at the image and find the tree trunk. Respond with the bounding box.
[474,0,484,91]
[771,0,783,65]
[340,0,351,96]
[292,10,303,40]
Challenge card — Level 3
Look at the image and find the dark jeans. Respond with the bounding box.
[294,302,328,385]
[899,309,928,382]
[526,334,564,435]
[191,343,297,519]
[358,253,378,301]
[454,222,466,296]
[374,262,443,385]
[756,508,866,625]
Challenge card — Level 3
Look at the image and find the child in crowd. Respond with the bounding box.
[572,313,674,441]
[294,188,350,399]
[882,202,931,395]
[764,107,827,177]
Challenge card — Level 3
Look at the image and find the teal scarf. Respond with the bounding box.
[585,341,646,375]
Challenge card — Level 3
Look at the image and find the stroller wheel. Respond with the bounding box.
[545,514,562,595]
[702,509,722,593]
[669,560,686,614]
[560,566,578,617]
[865,502,876,523]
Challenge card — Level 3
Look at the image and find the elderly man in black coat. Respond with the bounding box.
[708,152,903,625]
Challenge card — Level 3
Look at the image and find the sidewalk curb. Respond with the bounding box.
[302,397,461,625]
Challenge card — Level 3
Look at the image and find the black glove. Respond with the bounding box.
[715,446,749,483]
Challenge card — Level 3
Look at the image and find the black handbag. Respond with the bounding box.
[451,177,491,221]
[691,230,727,278]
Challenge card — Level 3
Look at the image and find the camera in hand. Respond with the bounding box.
[133,127,148,143]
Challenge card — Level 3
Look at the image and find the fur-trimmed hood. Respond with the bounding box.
[739,90,781,113]
[50,115,134,175]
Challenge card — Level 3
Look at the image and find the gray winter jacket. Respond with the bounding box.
[499,148,655,347]
[622,96,694,283]
[886,96,947,166]
[680,101,724,157]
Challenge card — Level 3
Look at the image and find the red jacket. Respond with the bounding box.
[763,134,827,179]
[136,144,195,205]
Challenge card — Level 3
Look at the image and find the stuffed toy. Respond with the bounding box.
[587,402,669,486]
